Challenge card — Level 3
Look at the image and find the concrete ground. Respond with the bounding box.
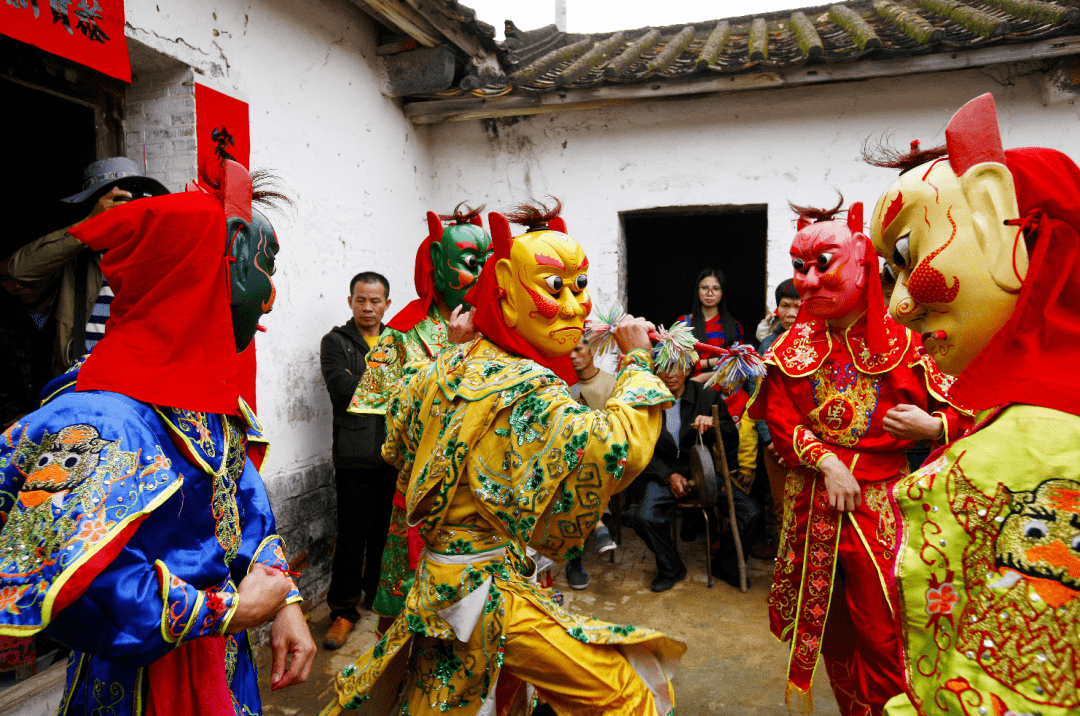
[257,530,839,715]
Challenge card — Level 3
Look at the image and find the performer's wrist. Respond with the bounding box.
[618,348,654,373]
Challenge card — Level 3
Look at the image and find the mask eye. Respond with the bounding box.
[893,236,911,269]
[792,257,806,272]
[574,274,588,290]
[1023,519,1049,540]
[817,252,833,269]
[544,275,564,292]
[63,455,80,469]
[36,454,53,468]
[463,255,478,270]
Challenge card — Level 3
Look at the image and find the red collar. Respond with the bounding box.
[766,313,910,377]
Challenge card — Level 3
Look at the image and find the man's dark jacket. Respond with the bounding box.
[320,318,386,469]
[639,381,739,486]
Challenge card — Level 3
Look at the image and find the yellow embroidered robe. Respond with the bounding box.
[322,340,686,715]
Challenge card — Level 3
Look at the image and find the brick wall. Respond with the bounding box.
[123,67,197,193]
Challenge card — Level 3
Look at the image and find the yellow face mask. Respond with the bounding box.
[495,229,591,358]
[871,159,1025,375]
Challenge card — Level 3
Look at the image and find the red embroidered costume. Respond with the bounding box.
[748,203,970,715]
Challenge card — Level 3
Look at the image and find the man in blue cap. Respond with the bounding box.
[5,157,169,377]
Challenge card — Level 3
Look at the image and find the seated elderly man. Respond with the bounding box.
[627,361,738,592]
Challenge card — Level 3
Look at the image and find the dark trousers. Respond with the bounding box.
[326,463,397,622]
[626,480,685,579]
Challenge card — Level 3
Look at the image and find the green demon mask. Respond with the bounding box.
[227,208,279,352]
[430,219,492,311]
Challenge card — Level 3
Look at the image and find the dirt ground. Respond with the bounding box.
[257,530,840,714]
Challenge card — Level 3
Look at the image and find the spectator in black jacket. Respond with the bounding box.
[319,271,395,649]
[627,363,738,593]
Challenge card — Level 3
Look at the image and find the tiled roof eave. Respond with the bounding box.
[405,33,1080,123]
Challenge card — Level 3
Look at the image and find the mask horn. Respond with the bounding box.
[946,93,1006,176]
[847,202,863,235]
[220,160,252,223]
[488,212,513,257]
[469,213,483,228]
[796,215,813,231]
[427,211,444,241]
[549,217,567,233]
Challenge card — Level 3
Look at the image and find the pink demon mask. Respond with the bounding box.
[790,203,887,352]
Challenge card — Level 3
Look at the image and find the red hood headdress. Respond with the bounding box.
[69,190,241,414]
[935,93,1080,413]
[465,212,578,385]
[949,145,1080,414]
[386,210,484,332]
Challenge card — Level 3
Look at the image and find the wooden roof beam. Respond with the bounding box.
[350,0,441,47]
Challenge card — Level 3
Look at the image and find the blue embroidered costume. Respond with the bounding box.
[0,365,299,715]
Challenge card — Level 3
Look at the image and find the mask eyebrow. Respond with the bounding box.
[457,241,479,251]
[577,255,588,271]
[533,252,565,270]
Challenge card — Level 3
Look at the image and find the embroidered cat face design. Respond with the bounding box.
[995,478,1080,594]
[20,425,113,508]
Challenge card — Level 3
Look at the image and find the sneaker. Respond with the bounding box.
[323,616,355,650]
[565,559,590,590]
[594,530,617,555]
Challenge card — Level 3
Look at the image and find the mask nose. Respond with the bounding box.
[560,290,585,319]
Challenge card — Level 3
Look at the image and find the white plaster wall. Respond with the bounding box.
[423,65,1080,318]
[124,0,434,485]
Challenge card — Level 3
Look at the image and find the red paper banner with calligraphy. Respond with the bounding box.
[1,0,130,82]
[194,82,259,410]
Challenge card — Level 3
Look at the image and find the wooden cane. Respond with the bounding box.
[712,404,748,593]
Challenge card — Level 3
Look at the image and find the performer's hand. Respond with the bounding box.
[269,603,316,691]
[227,564,291,633]
[883,404,944,441]
[668,472,690,499]
[689,372,712,384]
[447,304,478,344]
[764,442,788,469]
[818,455,861,512]
[77,187,132,225]
[692,415,713,434]
[612,315,655,354]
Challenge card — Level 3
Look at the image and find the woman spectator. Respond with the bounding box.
[675,268,743,379]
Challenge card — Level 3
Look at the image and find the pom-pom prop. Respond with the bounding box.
[703,342,767,396]
[649,323,698,373]
[585,305,767,380]
[583,305,628,356]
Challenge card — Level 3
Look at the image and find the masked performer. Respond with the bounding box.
[868,94,1080,716]
[322,203,684,716]
[348,205,492,628]
[0,161,315,715]
[747,201,969,716]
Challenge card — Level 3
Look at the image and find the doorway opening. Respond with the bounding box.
[621,204,769,342]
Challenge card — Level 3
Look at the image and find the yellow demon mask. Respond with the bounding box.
[870,94,1027,376]
[490,211,591,358]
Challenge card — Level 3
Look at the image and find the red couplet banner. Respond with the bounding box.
[1,0,131,82]
[194,82,251,170]
[194,82,257,410]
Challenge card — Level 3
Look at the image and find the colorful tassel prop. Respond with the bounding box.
[704,342,767,395]
[650,323,698,373]
[583,305,627,356]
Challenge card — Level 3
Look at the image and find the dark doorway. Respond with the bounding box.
[1,36,124,257]
[622,205,769,343]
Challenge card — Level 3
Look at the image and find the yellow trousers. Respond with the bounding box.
[405,589,665,716]
[736,409,758,485]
